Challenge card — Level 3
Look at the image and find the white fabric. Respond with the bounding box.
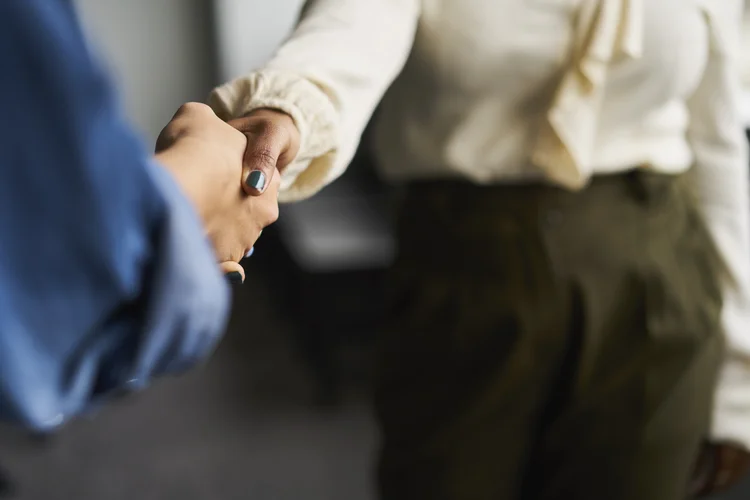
[210,0,750,449]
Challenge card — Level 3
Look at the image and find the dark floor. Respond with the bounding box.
[0,275,377,500]
[0,271,749,500]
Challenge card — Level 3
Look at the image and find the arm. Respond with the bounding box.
[0,0,229,430]
[209,0,420,201]
[685,0,750,449]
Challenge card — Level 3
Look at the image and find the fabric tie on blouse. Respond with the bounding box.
[532,0,644,190]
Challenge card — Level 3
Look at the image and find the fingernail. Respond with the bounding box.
[244,248,254,258]
[226,271,243,284]
[246,170,266,191]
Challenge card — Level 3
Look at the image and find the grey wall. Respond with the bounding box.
[73,0,308,143]
[65,1,750,148]
[212,0,304,82]
[74,0,218,142]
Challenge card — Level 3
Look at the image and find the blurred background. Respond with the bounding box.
[0,1,749,499]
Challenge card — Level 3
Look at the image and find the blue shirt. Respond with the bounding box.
[0,0,230,430]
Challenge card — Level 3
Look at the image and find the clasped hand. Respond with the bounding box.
[154,103,299,282]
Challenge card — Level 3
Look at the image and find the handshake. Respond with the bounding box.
[154,103,300,283]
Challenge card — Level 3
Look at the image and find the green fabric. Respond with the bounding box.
[374,171,724,500]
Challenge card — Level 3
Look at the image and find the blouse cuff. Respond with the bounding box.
[209,70,339,202]
[712,354,750,450]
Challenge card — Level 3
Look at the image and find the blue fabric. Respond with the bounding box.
[0,0,230,430]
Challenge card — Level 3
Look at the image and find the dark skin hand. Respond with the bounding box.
[220,109,298,280]
[155,103,281,282]
[690,441,750,497]
[228,108,301,196]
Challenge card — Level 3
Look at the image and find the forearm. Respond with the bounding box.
[114,163,231,388]
[0,0,230,430]
[0,162,230,430]
[691,151,750,448]
[209,0,420,201]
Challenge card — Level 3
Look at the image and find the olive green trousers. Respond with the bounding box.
[374,171,724,500]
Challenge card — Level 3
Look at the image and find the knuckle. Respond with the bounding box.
[249,116,283,136]
[222,243,246,264]
[249,199,279,227]
[178,101,212,115]
[226,126,247,151]
[247,118,289,147]
[266,202,280,225]
[247,146,278,169]
[154,128,174,152]
[259,121,286,140]
[237,228,259,253]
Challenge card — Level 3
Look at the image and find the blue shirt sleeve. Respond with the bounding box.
[0,0,231,430]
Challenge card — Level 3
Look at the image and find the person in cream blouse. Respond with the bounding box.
[211,0,750,498]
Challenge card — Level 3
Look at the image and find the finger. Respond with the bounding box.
[211,226,262,266]
[220,261,245,284]
[689,444,716,497]
[695,444,750,497]
[241,139,285,196]
[228,115,292,196]
[714,446,750,492]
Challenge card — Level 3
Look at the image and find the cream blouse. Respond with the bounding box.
[210,0,750,449]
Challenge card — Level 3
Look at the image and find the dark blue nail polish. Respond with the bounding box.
[226,271,243,285]
[246,170,266,190]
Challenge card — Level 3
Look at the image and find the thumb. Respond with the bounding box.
[228,111,298,196]
[241,137,285,196]
[220,261,245,284]
[689,443,718,497]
